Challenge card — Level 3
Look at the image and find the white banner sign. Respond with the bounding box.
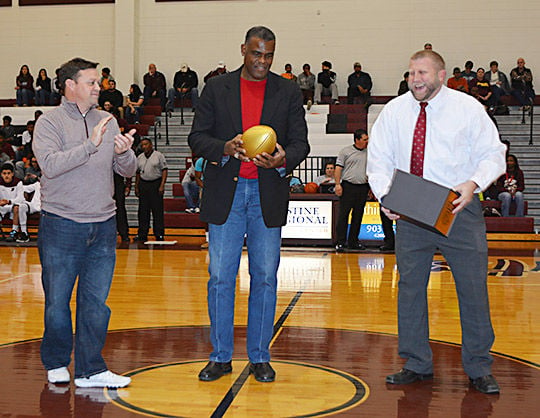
[282,200,333,239]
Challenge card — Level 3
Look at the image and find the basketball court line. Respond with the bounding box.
[210,291,303,417]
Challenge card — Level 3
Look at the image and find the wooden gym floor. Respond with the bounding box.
[0,240,538,417]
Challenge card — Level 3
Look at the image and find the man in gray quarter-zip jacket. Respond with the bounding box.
[33,58,137,389]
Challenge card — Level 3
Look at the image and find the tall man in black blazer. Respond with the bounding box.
[189,26,309,383]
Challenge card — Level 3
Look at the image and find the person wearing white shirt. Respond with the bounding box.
[367,50,506,395]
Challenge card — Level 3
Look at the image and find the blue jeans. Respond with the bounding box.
[35,89,50,105]
[498,191,524,216]
[38,211,117,378]
[167,87,199,110]
[16,88,34,106]
[182,181,199,209]
[207,178,281,363]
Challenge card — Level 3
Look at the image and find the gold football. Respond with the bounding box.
[242,125,277,159]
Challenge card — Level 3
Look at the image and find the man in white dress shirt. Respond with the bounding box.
[367,50,506,394]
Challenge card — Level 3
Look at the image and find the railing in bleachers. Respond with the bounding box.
[292,156,337,184]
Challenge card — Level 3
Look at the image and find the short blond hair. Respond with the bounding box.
[410,50,446,71]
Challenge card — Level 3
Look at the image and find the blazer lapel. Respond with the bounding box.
[225,69,243,133]
[260,72,281,126]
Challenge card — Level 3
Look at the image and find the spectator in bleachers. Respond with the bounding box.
[99,67,114,91]
[181,161,200,213]
[281,64,297,82]
[485,61,510,107]
[16,120,34,162]
[497,154,525,217]
[468,68,493,108]
[125,84,144,124]
[51,68,62,105]
[15,65,34,106]
[23,155,41,184]
[424,43,433,50]
[297,63,315,106]
[398,72,410,95]
[447,67,469,93]
[0,133,15,164]
[99,79,124,117]
[510,57,535,110]
[347,62,372,106]
[134,138,168,242]
[35,69,52,106]
[314,161,336,186]
[34,110,43,121]
[167,63,199,112]
[204,61,228,83]
[0,162,23,242]
[315,61,339,104]
[1,116,16,145]
[461,60,476,83]
[143,63,167,110]
[13,179,41,243]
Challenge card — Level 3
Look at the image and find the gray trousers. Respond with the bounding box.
[394,196,494,378]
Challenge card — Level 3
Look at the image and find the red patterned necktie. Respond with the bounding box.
[410,102,428,177]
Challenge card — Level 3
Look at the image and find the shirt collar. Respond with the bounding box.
[409,84,448,113]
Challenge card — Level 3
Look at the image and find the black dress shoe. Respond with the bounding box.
[386,368,433,384]
[155,236,164,241]
[348,242,366,250]
[335,244,345,253]
[469,375,500,394]
[379,243,395,252]
[198,361,232,381]
[249,362,275,382]
[132,236,147,242]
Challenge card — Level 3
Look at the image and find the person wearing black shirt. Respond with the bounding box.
[347,62,373,106]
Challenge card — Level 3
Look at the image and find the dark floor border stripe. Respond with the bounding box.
[210,291,303,418]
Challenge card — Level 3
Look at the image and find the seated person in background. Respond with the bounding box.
[314,162,336,185]
[1,116,17,146]
[497,154,525,217]
[0,163,23,242]
[35,69,52,106]
[13,179,41,243]
[347,62,372,106]
[143,63,167,109]
[125,84,144,124]
[99,67,113,91]
[468,68,492,107]
[167,63,199,112]
[181,161,200,213]
[447,67,469,93]
[15,65,34,106]
[0,134,15,164]
[99,79,124,117]
[204,61,228,83]
[23,156,41,184]
[398,72,409,95]
[297,63,315,105]
[423,43,433,50]
[510,57,535,110]
[461,60,476,83]
[50,68,62,105]
[281,64,297,82]
[315,61,339,104]
[485,61,510,106]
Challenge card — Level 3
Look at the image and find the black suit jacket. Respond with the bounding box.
[188,67,310,227]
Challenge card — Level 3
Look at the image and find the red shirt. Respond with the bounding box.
[239,77,267,179]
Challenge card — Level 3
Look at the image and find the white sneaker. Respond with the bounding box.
[74,370,131,388]
[194,207,200,213]
[48,366,70,384]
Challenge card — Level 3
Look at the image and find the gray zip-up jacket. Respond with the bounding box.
[33,97,137,222]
